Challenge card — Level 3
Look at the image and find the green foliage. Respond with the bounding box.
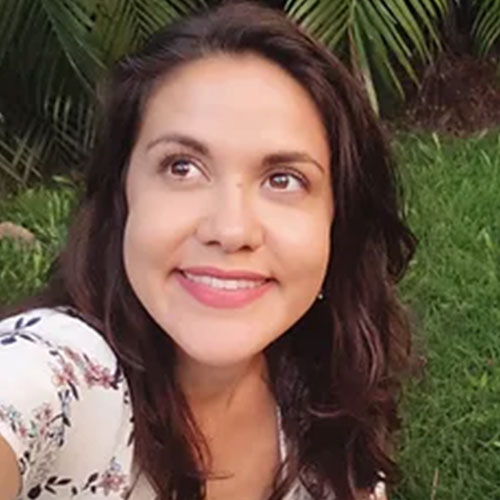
[394,132,500,499]
[285,0,448,113]
[4,0,500,189]
[471,0,500,56]
[0,239,53,305]
[0,178,78,305]
[0,0,204,188]
[1,134,499,497]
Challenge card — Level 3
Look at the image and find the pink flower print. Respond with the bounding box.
[83,360,115,388]
[63,346,83,364]
[98,367,114,389]
[98,459,127,495]
[27,403,54,441]
[18,424,28,439]
[52,370,66,387]
[52,360,79,388]
[35,404,53,438]
[34,403,53,423]
[62,361,77,385]
[42,405,53,420]
[84,359,102,387]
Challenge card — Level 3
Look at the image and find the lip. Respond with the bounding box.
[180,266,270,281]
[175,267,274,309]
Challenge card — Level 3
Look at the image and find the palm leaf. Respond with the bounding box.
[285,0,447,112]
[472,0,500,56]
[88,0,205,63]
[0,1,104,91]
[0,0,203,187]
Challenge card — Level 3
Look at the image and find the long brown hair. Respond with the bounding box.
[5,2,416,499]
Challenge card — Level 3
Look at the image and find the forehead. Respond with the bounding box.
[136,53,329,161]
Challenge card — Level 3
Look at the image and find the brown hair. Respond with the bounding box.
[5,2,416,499]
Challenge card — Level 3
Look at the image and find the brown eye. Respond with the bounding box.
[269,173,290,189]
[264,172,306,192]
[170,160,193,177]
[162,156,204,181]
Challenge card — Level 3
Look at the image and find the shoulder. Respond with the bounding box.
[0,307,133,497]
[0,306,128,425]
[0,305,127,418]
[0,306,116,365]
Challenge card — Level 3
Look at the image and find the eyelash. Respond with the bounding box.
[268,168,309,190]
[159,153,203,174]
[158,153,310,190]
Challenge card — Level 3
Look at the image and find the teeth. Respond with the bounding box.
[183,272,265,290]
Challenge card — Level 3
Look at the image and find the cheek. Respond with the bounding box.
[266,207,332,293]
[122,191,199,274]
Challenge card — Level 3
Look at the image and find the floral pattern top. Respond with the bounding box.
[0,307,137,499]
[0,307,385,500]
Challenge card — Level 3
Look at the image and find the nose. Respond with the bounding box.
[196,181,264,253]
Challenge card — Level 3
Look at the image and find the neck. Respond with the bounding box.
[175,352,276,447]
[176,352,268,411]
[176,352,280,479]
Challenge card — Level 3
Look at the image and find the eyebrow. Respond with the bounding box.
[146,133,211,157]
[146,133,326,174]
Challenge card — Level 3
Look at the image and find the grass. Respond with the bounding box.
[394,132,500,500]
[0,177,77,305]
[0,133,499,499]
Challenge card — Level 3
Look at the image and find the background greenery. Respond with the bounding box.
[1,133,499,500]
[394,133,500,499]
[0,177,77,302]
[2,0,500,499]
[3,0,500,188]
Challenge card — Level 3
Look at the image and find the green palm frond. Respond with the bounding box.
[472,0,500,56]
[0,1,104,92]
[0,89,94,189]
[285,0,448,113]
[89,0,201,63]
[0,0,203,187]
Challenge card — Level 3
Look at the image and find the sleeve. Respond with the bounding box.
[0,309,129,498]
[0,312,71,495]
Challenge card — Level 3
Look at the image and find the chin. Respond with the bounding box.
[176,335,269,368]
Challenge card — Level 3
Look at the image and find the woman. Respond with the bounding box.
[0,2,416,499]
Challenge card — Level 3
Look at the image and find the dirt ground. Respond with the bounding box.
[395,52,500,135]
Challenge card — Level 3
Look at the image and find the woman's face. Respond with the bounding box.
[124,53,333,367]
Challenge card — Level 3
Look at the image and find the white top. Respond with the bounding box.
[0,307,384,499]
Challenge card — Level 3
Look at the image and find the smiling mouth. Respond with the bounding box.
[175,267,274,308]
[181,271,267,291]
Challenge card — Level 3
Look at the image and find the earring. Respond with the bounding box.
[317,290,324,300]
